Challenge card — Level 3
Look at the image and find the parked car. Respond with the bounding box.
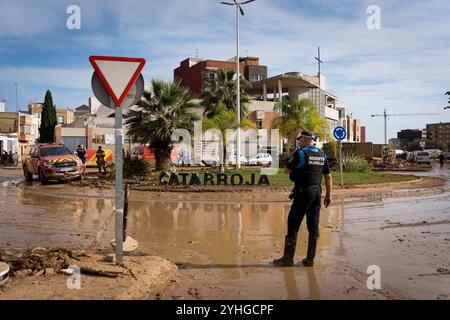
[248,153,272,166]
[23,144,83,184]
[228,154,248,166]
[202,154,221,167]
[414,151,431,165]
[131,145,178,164]
[84,148,113,167]
[131,145,156,162]
[423,149,441,159]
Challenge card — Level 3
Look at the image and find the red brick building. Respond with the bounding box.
[361,126,366,142]
[174,56,267,97]
[426,122,450,149]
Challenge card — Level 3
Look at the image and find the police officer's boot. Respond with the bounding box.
[273,234,297,267]
[302,236,318,267]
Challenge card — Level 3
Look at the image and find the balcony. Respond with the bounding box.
[325,106,339,121]
[19,133,33,142]
[248,100,276,113]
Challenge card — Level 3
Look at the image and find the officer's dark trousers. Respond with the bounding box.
[287,186,321,238]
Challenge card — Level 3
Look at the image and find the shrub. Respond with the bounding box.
[338,151,371,173]
[123,152,151,178]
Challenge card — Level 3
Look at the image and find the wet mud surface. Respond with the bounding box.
[0,165,449,299]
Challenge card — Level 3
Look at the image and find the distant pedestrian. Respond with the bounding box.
[96,146,107,174]
[12,152,19,167]
[1,150,6,165]
[439,153,445,169]
[181,150,190,166]
[8,151,13,165]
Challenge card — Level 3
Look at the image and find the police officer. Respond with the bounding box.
[75,145,87,175]
[273,130,332,267]
[96,146,107,174]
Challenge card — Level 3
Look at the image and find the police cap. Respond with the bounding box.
[296,130,317,141]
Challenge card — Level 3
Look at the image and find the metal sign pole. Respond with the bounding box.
[115,105,124,265]
[123,183,129,241]
[339,140,344,188]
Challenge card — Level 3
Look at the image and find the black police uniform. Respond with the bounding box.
[273,145,330,267]
[286,146,330,238]
[76,147,87,164]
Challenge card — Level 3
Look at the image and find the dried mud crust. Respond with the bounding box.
[0,247,179,300]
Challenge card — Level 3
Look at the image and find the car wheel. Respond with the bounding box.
[39,169,49,185]
[23,165,33,181]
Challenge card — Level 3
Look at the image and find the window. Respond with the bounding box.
[251,74,264,81]
[256,119,263,129]
[96,134,105,144]
[40,146,71,157]
[58,116,64,124]
[205,70,216,80]
[20,125,32,134]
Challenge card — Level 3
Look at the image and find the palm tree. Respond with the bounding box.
[125,79,199,170]
[202,103,255,169]
[201,68,251,119]
[272,98,331,153]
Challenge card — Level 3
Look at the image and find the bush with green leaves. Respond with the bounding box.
[123,153,151,178]
[337,152,371,173]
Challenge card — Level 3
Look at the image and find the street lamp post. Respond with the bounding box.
[220,0,255,169]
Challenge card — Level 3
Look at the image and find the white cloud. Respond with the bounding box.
[0,66,91,90]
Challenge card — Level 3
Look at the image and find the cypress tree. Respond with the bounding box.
[39,90,57,143]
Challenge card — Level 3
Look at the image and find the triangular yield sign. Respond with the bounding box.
[89,56,146,106]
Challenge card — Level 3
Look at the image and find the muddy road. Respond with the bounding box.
[0,165,449,299]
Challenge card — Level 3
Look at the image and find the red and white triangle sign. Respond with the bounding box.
[89,56,146,106]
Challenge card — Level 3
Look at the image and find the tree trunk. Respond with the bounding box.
[223,142,228,170]
[154,147,172,171]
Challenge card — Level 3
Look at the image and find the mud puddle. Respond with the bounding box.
[1,166,449,299]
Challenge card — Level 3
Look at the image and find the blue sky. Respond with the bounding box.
[0,0,449,143]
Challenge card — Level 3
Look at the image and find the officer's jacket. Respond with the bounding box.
[286,146,331,188]
[96,150,106,162]
[76,148,86,160]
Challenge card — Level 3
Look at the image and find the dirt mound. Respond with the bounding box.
[0,247,79,274]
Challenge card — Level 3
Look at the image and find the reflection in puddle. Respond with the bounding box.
[2,186,346,299]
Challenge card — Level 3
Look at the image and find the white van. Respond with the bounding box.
[415,151,431,165]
